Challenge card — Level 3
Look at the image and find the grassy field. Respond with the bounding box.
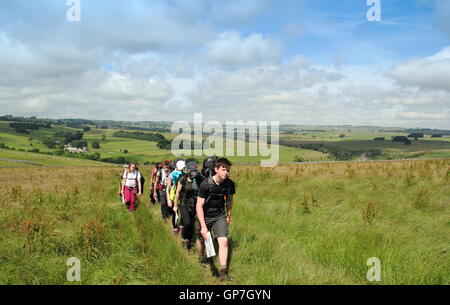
[0,149,114,167]
[0,159,448,284]
[2,121,450,164]
[280,138,450,160]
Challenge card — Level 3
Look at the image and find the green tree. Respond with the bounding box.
[92,141,100,149]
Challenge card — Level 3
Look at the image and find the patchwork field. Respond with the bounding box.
[0,121,328,165]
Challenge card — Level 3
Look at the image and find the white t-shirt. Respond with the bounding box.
[160,169,171,186]
[123,170,141,188]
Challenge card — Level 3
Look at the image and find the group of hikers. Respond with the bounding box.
[118,156,236,281]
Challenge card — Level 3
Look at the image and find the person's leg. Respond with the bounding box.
[124,187,131,210]
[129,188,137,212]
[160,189,167,219]
[180,205,190,240]
[187,208,195,242]
[217,237,229,269]
[213,216,231,280]
[170,208,178,232]
[196,218,206,263]
[150,188,156,204]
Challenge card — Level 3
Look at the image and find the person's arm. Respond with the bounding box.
[196,197,208,240]
[174,180,183,211]
[118,174,122,195]
[149,170,154,190]
[166,176,173,207]
[137,172,142,195]
[121,176,126,194]
[226,195,233,224]
[153,172,160,198]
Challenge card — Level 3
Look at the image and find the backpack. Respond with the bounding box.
[201,156,219,179]
[204,176,230,213]
[169,170,184,201]
[135,166,145,191]
[180,169,202,209]
[151,164,161,187]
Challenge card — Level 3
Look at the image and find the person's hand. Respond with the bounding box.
[201,227,209,241]
[226,215,231,224]
[153,193,157,201]
[118,190,121,195]
[173,205,178,213]
[168,200,173,208]
[138,192,142,197]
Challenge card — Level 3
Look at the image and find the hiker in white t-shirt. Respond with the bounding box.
[121,163,142,212]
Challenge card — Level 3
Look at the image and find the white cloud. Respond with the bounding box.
[0,0,449,129]
[94,72,174,102]
[396,112,449,120]
[387,46,450,92]
[205,31,283,66]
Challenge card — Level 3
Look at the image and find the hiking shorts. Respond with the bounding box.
[198,213,228,241]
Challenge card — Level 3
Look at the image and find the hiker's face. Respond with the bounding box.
[215,166,229,179]
[129,165,136,171]
[163,166,170,172]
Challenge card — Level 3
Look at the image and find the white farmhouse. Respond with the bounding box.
[64,144,88,154]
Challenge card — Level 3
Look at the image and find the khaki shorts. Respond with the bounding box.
[197,213,228,240]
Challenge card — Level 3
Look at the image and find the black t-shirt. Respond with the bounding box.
[198,177,236,219]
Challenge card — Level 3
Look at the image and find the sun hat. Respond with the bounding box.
[176,160,186,171]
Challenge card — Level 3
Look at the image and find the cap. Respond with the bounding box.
[176,160,186,171]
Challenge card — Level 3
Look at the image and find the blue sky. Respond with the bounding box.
[0,0,449,128]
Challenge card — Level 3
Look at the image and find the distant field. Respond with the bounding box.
[0,149,115,167]
[1,159,448,284]
[2,121,450,166]
[280,138,450,160]
[0,122,328,165]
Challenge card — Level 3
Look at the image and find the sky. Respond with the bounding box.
[0,0,449,129]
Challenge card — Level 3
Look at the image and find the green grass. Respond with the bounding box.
[280,138,450,160]
[0,167,207,284]
[0,149,113,167]
[0,160,448,284]
[228,160,450,284]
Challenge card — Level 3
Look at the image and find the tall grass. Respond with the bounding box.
[0,167,205,284]
[0,159,448,284]
[229,159,450,284]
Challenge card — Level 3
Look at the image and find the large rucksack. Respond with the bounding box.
[201,156,219,179]
[151,164,161,187]
[203,176,231,213]
[180,169,202,209]
[136,167,145,192]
